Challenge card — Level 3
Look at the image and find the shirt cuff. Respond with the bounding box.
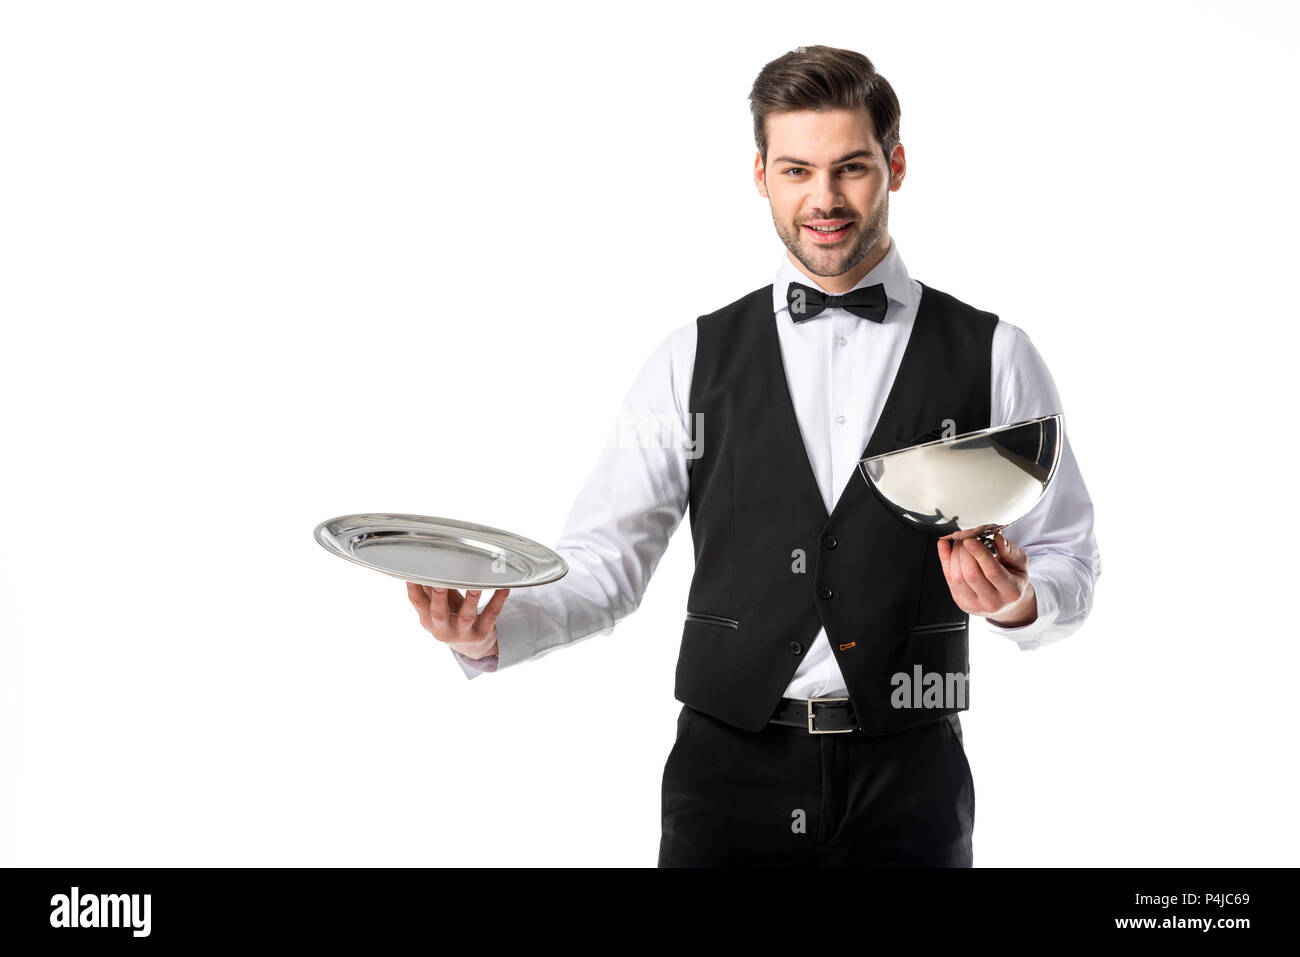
[489,598,535,670]
[451,648,499,680]
[982,574,1061,650]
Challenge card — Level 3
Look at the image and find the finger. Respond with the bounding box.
[958,540,1002,609]
[439,588,467,638]
[455,589,483,627]
[939,539,980,608]
[947,574,980,610]
[964,538,1022,606]
[426,586,452,633]
[406,582,433,630]
[994,532,1028,574]
[937,538,961,586]
[472,588,511,638]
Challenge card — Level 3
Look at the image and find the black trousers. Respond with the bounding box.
[658,704,975,867]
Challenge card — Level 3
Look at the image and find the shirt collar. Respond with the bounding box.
[771,239,914,319]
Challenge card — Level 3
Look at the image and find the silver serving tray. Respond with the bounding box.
[313,513,568,588]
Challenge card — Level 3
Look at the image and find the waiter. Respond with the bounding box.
[407,45,1100,867]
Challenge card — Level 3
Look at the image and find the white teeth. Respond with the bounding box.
[808,224,850,232]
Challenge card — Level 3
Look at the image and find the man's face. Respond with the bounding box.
[755,108,903,280]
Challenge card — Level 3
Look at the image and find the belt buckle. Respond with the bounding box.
[806,696,854,734]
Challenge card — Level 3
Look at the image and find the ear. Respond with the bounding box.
[754,150,769,198]
[887,143,906,191]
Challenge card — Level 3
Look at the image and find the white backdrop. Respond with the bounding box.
[2,0,1296,867]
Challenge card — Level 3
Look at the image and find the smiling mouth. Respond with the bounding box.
[802,221,855,243]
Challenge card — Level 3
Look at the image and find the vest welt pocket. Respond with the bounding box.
[908,620,968,637]
[685,611,741,629]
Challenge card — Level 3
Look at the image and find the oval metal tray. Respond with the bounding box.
[313,512,568,589]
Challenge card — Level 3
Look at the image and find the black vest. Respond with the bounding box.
[677,281,998,736]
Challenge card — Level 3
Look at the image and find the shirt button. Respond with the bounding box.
[817,586,834,600]
[822,534,837,549]
[789,641,803,655]
[837,336,847,347]
[835,415,846,424]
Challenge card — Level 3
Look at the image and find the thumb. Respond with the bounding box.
[994,532,1028,572]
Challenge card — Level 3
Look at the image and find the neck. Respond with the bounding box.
[789,232,892,293]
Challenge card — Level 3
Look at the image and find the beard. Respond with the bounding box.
[774,191,889,278]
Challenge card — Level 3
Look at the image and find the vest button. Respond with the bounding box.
[789,641,803,655]
[822,534,837,549]
[817,585,834,600]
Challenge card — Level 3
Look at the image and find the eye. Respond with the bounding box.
[842,163,867,173]
[783,168,806,177]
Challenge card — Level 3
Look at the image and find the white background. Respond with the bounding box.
[2,0,1296,867]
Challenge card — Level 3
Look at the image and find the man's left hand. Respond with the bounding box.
[936,532,1037,627]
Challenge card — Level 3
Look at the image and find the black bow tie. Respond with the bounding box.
[786,280,888,323]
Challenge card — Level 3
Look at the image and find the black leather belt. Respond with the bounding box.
[768,696,859,734]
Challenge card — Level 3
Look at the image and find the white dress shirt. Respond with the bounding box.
[453,240,1101,695]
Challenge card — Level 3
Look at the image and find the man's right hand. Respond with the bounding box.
[406,582,511,660]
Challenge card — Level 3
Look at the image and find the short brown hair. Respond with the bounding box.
[749,45,901,172]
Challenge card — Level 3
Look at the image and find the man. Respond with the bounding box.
[407,45,1100,867]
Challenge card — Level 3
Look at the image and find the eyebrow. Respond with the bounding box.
[771,149,876,167]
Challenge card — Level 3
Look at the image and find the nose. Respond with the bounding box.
[807,170,845,217]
